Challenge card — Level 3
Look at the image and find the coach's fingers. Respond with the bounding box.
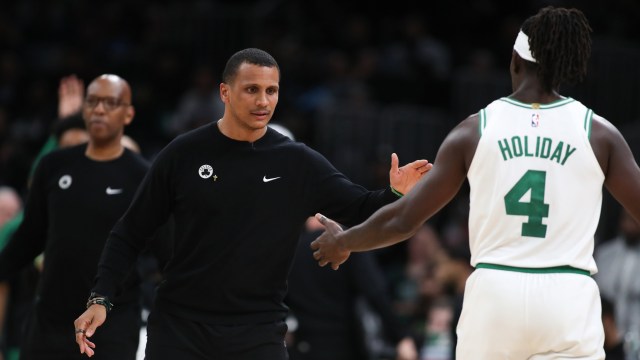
[315,213,328,225]
[391,153,400,174]
[420,162,433,173]
[83,337,96,357]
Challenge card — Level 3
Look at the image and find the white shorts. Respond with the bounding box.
[456,267,605,360]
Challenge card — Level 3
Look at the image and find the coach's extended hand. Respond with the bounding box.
[388,153,432,195]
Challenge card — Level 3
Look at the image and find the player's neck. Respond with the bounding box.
[510,83,562,105]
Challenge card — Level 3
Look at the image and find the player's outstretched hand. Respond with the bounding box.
[310,213,350,270]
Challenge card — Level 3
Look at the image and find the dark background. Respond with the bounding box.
[0,0,638,241]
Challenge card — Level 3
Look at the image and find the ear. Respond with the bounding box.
[219,83,229,103]
[123,106,135,126]
[510,50,521,74]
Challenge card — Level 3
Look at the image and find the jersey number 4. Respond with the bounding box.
[504,170,549,238]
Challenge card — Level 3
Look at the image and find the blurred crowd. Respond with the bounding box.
[1,0,638,193]
[0,0,639,359]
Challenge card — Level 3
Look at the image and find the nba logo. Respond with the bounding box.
[531,113,540,127]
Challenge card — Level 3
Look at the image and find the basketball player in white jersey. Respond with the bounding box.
[310,6,640,359]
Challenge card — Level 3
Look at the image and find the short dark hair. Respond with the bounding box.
[522,6,592,92]
[221,48,280,84]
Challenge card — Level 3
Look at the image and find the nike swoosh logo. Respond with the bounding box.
[106,187,123,195]
[263,176,281,183]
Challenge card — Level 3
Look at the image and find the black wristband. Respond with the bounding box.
[86,292,114,313]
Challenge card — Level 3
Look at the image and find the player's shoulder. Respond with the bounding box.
[590,113,613,130]
[462,112,480,126]
[450,112,481,140]
[589,112,623,146]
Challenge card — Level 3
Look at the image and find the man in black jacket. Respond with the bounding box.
[0,74,148,360]
[74,48,431,360]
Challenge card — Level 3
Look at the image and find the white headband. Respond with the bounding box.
[513,30,537,63]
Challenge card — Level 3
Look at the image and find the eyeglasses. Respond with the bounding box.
[84,97,130,111]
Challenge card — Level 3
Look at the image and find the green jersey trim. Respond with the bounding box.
[500,97,575,109]
[476,263,590,276]
[479,109,487,135]
[584,109,594,139]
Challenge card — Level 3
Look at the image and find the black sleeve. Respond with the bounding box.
[350,252,411,343]
[306,147,398,227]
[92,149,175,298]
[0,157,51,281]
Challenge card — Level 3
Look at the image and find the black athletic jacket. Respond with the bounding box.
[0,145,149,324]
[94,122,398,324]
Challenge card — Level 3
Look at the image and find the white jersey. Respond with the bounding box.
[467,97,604,274]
